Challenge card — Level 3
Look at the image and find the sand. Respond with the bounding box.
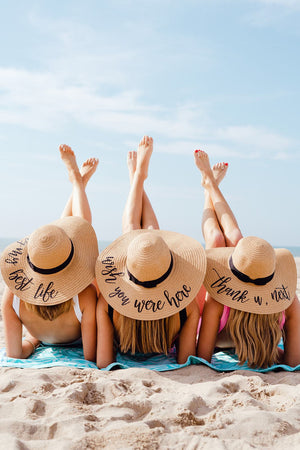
[0,259,299,449]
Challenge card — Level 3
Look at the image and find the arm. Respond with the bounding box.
[80,284,97,362]
[176,299,200,364]
[282,295,300,367]
[197,294,223,362]
[96,294,115,368]
[1,286,38,359]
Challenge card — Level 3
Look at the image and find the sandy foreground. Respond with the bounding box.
[0,260,299,449]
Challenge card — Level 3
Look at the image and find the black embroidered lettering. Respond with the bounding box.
[254,296,263,305]
[134,298,165,313]
[8,269,33,291]
[4,239,28,265]
[271,285,290,302]
[210,268,250,304]
[164,285,191,308]
[101,257,124,284]
[34,282,58,303]
[108,286,130,305]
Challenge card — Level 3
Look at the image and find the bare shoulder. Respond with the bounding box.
[78,284,97,310]
[285,295,300,318]
[1,286,14,310]
[205,295,224,315]
[186,298,200,318]
[97,293,109,313]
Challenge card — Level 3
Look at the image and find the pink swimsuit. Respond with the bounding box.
[218,305,286,333]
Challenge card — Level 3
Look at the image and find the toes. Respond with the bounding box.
[194,149,207,158]
[59,144,73,154]
[82,157,98,168]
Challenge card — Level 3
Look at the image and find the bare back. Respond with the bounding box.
[17,298,82,344]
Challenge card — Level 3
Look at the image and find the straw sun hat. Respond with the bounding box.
[204,236,297,314]
[96,229,206,321]
[0,216,98,305]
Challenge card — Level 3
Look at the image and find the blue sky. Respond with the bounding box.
[0,0,299,246]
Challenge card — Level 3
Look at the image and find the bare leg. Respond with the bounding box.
[122,136,155,233]
[60,145,98,224]
[194,150,242,248]
[61,156,99,218]
[141,191,159,230]
[127,150,159,230]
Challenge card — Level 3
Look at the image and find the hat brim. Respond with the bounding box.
[204,247,297,314]
[0,217,99,305]
[96,229,206,320]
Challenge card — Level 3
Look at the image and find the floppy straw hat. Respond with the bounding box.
[0,216,99,305]
[204,236,297,314]
[96,229,206,321]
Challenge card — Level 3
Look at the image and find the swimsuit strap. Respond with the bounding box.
[12,295,20,319]
[280,311,286,330]
[73,295,82,324]
[179,308,187,331]
[108,304,114,324]
[218,305,230,333]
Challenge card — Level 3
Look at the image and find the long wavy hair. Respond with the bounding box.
[117,314,178,355]
[25,299,72,321]
[227,309,283,368]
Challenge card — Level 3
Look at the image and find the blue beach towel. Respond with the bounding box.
[0,342,299,372]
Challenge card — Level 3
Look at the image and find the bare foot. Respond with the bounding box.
[194,149,215,188]
[212,162,228,185]
[80,158,99,187]
[127,151,137,185]
[136,136,153,179]
[59,144,81,184]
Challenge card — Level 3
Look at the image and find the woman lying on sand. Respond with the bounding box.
[195,150,300,368]
[0,145,99,361]
[96,136,207,368]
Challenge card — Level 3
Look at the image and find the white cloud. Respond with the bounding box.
[246,0,300,26]
[0,66,297,160]
[0,8,297,161]
[254,0,300,7]
[215,125,293,150]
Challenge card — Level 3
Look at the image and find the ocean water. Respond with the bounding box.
[277,246,300,258]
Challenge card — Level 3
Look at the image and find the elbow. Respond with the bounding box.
[6,350,22,359]
[197,347,212,363]
[284,356,300,367]
[96,355,114,369]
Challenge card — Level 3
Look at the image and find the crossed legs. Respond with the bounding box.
[59,144,99,224]
[122,136,159,233]
[194,150,242,249]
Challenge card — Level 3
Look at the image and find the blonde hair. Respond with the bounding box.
[227,308,283,368]
[25,300,72,321]
[117,315,178,355]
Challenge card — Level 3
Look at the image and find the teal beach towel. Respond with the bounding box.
[0,342,299,372]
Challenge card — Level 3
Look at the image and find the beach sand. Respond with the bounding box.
[0,259,299,449]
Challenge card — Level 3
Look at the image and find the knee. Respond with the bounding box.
[206,229,226,249]
[226,229,243,247]
[122,222,141,234]
[145,224,159,230]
